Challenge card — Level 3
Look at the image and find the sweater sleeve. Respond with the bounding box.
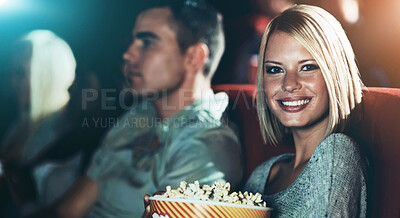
[325,134,367,218]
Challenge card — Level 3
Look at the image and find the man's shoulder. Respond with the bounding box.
[171,110,238,141]
[162,114,241,162]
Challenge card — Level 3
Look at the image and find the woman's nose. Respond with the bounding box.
[282,71,301,92]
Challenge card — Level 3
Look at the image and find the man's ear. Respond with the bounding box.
[184,43,209,74]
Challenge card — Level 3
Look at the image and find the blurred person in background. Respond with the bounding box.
[0,30,98,217]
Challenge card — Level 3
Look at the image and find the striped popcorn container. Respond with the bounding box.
[149,197,272,218]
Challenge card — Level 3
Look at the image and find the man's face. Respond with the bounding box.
[123,7,186,98]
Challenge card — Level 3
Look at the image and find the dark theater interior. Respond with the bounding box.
[0,0,400,217]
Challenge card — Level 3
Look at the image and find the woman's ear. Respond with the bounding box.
[184,43,210,74]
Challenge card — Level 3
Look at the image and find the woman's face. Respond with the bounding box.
[262,31,329,130]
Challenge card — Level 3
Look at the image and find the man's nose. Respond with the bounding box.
[123,42,139,62]
[282,71,301,92]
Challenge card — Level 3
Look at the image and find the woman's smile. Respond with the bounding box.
[277,97,312,113]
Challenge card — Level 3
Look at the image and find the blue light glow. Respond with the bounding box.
[0,0,7,7]
[0,0,35,13]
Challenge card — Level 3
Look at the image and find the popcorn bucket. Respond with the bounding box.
[149,197,272,218]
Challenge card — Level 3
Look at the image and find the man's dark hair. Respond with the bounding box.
[142,0,225,78]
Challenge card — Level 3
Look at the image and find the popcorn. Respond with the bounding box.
[152,213,169,218]
[154,181,267,207]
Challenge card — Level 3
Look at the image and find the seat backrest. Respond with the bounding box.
[348,87,400,217]
[213,84,400,217]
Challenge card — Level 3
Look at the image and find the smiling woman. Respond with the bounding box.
[262,31,329,131]
[244,4,367,217]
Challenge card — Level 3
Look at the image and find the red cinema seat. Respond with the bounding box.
[213,84,400,218]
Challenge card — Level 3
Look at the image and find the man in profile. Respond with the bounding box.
[32,0,243,217]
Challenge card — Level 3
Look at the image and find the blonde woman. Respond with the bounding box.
[244,5,367,217]
[1,30,76,159]
[0,30,78,212]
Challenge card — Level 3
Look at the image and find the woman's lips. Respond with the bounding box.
[277,97,312,113]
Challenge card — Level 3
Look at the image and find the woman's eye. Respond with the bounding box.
[301,64,319,71]
[265,66,283,74]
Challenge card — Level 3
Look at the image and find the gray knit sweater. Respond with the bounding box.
[244,133,367,217]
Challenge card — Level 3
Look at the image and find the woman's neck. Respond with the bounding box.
[291,116,329,169]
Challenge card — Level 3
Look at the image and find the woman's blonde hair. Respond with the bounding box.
[256,5,363,145]
[22,30,76,121]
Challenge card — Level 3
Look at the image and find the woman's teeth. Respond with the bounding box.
[281,99,310,106]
